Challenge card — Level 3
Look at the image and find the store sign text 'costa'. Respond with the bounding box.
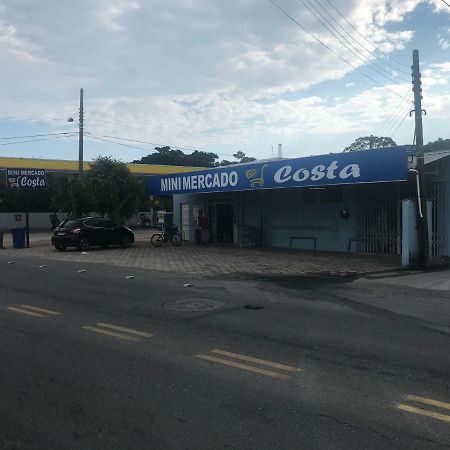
[147,147,408,195]
[6,168,47,189]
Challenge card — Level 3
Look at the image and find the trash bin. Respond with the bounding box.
[11,228,26,249]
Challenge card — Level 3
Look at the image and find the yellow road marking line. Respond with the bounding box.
[82,326,140,341]
[7,307,46,317]
[96,323,153,338]
[211,349,302,373]
[397,404,450,423]
[406,395,450,411]
[20,305,60,315]
[196,354,290,379]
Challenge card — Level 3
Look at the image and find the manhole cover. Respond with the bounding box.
[165,300,225,312]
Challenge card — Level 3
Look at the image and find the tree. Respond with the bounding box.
[48,173,92,217]
[133,146,218,167]
[424,137,450,152]
[216,151,256,166]
[85,157,145,223]
[343,136,397,152]
[133,146,257,167]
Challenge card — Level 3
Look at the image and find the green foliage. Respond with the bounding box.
[424,138,450,152]
[133,146,218,167]
[47,173,92,217]
[343,136,397,152]
[85,156,145,223]
[216,151,257,166]
[133,146,256,167]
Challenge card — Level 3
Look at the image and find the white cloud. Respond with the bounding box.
[0,0,447,157]
[97,0,140,31]
[438,37,450,49]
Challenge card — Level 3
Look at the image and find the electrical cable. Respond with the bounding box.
[311,0,410,77]
[301,0,409,85]
[269,0,407,99]
[375,94,412,137]
[85,132,237,158]
[0,133,78,146]
[384,99,413,137]
[0,131,77,140]
[389,110,410,137]
[323,0,410,68]
[84,116,268,153]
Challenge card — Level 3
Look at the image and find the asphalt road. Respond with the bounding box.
[1,252,450,449]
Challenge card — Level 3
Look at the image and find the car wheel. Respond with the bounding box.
[77,237,90,252]
[55,243,66,251]
[121,235,132,248]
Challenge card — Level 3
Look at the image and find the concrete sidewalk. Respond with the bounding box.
[0,229,397,277]
[361,267,450,291]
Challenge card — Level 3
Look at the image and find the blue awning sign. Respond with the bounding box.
[147,147,408,195]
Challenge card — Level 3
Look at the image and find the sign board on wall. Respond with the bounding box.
[6,168,47,189]
[147,147,408,196]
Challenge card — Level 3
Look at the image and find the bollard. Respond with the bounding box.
[0,231,3,249]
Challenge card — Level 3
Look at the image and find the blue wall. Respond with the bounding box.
[241,187,356,251]
[173,187,357,252]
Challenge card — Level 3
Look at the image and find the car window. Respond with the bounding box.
[83,219,96,227]
[102,220,116,229]
[62,220,81,229]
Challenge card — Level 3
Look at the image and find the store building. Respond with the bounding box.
[147,147,450,264]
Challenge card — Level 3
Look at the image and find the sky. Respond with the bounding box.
[0,0,449,163]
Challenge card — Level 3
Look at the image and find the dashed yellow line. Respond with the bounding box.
[406,395,450,411]
[7,306,46,317]
[211,349,302,373]
[196,354,290,379]
[82,326,140,341]
[397,404,450,424]
[96,323,153,338]
[20,305,60,315]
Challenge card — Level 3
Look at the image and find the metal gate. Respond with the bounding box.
[356,189,401,255]
[357,182,447,260]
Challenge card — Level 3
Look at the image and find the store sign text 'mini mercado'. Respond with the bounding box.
[147,147,408,195]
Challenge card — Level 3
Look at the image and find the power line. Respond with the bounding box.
[269,0,406,99]
[0,134,78,146]
[384,98,413,137]
[323,0,410,68]
[0,131,77,140]
[441,0,450,8]
[300,0,409,87]
[375,94,412,137]
[84,115,269,153]
[390,110,410,137]
[85,132,237,157]
[311,0,410,77]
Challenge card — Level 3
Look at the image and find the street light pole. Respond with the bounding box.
[78,88,84,174]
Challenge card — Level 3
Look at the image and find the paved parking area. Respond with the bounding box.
[0,229,398,276]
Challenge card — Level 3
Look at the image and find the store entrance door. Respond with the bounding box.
[216,204,234,243]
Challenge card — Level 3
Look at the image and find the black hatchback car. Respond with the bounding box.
[51,217,134,251]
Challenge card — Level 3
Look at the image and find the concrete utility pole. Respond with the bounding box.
[78,88,84,174]
[411,50,429,267]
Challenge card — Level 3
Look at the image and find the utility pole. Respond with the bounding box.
[411,49,429,268]
[78,88,84,174]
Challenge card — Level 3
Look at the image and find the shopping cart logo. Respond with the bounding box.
[245,164,268,188]
[7,177,20,188]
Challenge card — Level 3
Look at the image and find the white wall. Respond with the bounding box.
[0,212,72,230]
[0,212,153,231]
